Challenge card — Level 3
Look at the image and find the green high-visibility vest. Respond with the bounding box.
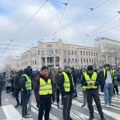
[84,72,97,89]
[39,78,52,95]
[62,71,74,92]
[22,74,32,91]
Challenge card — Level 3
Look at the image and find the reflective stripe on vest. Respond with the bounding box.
[84,72,97,89]
[62,72,74,92]
[22,74,32,91]
[39,78,52,95]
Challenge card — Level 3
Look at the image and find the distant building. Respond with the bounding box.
[95,37,120,66]
[10,38,120,70]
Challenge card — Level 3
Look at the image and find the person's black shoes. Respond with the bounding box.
[89,115,94,120]
[100,115,105,120]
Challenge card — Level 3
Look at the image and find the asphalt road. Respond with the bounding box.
[0,85,120,120]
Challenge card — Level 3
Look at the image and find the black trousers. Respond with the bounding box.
[0,88,3,106]
[38,98,51,120]
[86,89,103,117]
[6,87,11,93]
[21,91,30,117]
[63,94,73,120]
[15,89,20,105]
[113,85,119,94]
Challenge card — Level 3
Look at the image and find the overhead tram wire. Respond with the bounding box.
[75,12,120,40]
[53,0,70,40]
[42,0,111,39]
[3,0,48,54]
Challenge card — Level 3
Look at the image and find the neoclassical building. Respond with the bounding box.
[10,38,120,70]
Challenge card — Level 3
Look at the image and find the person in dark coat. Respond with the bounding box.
[14,70,23,108]
[58,66,74,120]
[98,67,104,92]
[34,66,55,120]
[0,74,5,106]
[21,66,32,119]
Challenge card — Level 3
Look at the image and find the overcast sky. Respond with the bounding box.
[0,0,120,68]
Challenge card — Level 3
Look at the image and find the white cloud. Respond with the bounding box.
[0,0,120,67]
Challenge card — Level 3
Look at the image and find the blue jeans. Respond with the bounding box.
[104,83,113,105]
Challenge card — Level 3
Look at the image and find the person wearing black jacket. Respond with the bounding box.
[58,66,74,120]
[21,66,32,119]
[0,74,5,106]
[81,65,105,120]
[98,67,104,92]
[14,70,23,108]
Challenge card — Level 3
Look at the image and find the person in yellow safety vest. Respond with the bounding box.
[58,66,75,120]
[103,64,115,107]
[21,66,33,119]
[80,68,87,108]
[34,66,55,120]
[81,65,105,120]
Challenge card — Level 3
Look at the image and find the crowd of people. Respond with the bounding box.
[0,64,120,120]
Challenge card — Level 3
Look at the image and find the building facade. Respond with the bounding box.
[10,38,120,70]
[95,37,120,66]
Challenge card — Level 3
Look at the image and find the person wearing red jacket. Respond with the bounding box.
[34,66,55,120]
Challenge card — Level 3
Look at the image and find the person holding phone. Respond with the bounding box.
[81,65,105,120]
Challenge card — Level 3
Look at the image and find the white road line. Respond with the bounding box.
[5,98,8,102]
[72,99,120,120]
[72,110,97,120]
[2,104,22,120]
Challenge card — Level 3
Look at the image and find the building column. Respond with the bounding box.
[54,57,56,68]
[45,57,47,66]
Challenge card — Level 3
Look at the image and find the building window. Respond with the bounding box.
[55,50,58,54]
[86,58,88,63]
[80,51,82,55]
[68,51,70,55]
[89,59,91,63]
[81,58,83,63]
[83,51,85,55]
[72,51,74,55]
[64,59,66,63]
[91,52,93,56]
[75,59,77,63]
[84,58,85,63]
[35,60,37,64]
[72,58,74,63]
[86,52,88,56]
[75,51,76,55]
[68,58,70,63]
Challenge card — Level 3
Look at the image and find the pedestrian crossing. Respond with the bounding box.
[0,91,120,120]
[0,104,34,120]
[30,91,120,120]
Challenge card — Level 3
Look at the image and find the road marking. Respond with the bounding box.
[5,98,8,102]
[2,104,22,120]
[72,100,120,120]
[52,103,82,120]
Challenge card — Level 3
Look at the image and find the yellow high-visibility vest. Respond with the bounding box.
[39,78,52,95]
[84,72,97,89]
[22,74,32,91]
[62,71,74,92]
[104,70,115,79]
